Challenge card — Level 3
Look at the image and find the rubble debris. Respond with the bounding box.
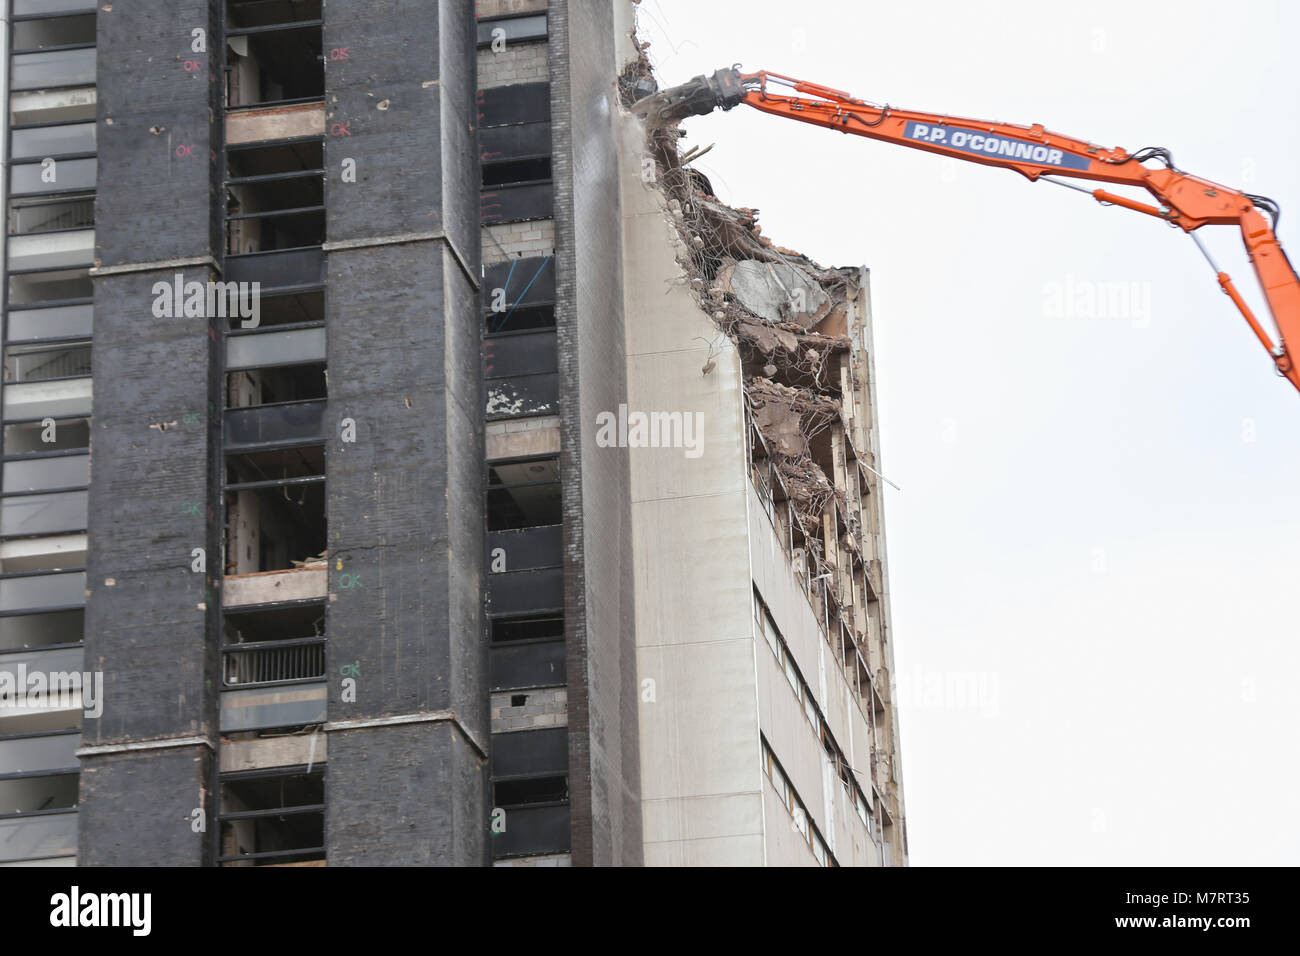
[619,50,871,579]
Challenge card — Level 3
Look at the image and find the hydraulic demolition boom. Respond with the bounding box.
[638,67,1300,395]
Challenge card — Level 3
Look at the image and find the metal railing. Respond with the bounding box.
[222,637,324,687]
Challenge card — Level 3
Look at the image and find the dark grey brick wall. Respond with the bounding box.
[93,0,222,266]
[326,723,484,865]
[324,246,482,724]
[79,0,223,866]
[550,0,642,866]
[323,0,479,275]
[324,0,485,866]
[78,748,212,866]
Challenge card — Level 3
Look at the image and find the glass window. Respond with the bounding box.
[9,122,95,160]
[9,158,95,195]
[2,455,89,493]
[13,1,96,14]
[0,732,80,775]
[782,649,800,698]
[812,833,829,866]
[11,48,97,91]
[5,304,93,343]
[0,490,87,537]
[0,810,77,863]
[3,419,89,455]
[226,327,325,370]
[762,611,781,658]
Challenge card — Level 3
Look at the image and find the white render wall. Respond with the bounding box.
[618,109,767,866]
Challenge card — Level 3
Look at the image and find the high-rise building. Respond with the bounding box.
[0,0,906,868]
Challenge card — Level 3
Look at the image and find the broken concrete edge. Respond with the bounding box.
[617,50,863,545]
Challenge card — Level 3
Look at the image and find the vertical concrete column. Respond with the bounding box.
[322,0,486,865]
[79,0,223,865]
[549,0,644,867]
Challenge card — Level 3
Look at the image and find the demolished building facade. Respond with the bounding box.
[616,49,909,866]
[0,0,905,867]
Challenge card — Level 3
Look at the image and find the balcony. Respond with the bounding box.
[219,681,326,732]
[223,637,325,689]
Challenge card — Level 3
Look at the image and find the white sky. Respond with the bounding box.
[638,0,1300,865]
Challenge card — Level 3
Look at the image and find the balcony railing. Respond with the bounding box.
[222,637,325,688]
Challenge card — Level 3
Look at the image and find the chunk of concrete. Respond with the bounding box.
[725,260,828,326]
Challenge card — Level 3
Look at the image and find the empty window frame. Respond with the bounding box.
[226,362,325,409]
[11,13,95,51]
[487,457,560,531]
[8,87,96,127]
[478,82,550,128]
[0,608,83,652]
[230,289,321,331]
[2,417,89,456]
[3,342,90,384]
[482,156,551,190]
[0,570,86,617]
[493,775,567,808]
[483,256,555,335]
[224,445,325,575]
[223,600,324,688]
[478,83,553,224]
[476,13,547,48]
[225,139,324,254]
[8,195,94,235]
[224,1,323,109]
[217,765,324,867]
[0,769,78,814]
[489,614,564,692]
[7,267,91,307]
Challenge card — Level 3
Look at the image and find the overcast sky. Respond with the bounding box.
[638,0,1300,866]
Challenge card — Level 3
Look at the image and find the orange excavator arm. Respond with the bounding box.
[640,67,1300,395]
